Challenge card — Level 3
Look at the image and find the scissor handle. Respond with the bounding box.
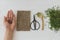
[31,21,40,30]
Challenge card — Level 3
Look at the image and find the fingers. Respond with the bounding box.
[4,16,9,27]
[4,16,7,22]
[7,10,13,20]
[11,12,16,30]
[13,13,16,23]
[6,10,16,24]
[7,10,16,23]
[4,10,16,30]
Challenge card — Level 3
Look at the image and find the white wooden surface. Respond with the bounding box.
[0,0,60,40]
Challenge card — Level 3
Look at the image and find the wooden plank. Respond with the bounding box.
[16,11,30,31]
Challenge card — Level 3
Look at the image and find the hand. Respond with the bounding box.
[4,10,16,31]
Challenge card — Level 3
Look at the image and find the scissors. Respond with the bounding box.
[31,15,40,30]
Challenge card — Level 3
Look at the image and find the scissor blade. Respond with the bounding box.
[34,22,36,30]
